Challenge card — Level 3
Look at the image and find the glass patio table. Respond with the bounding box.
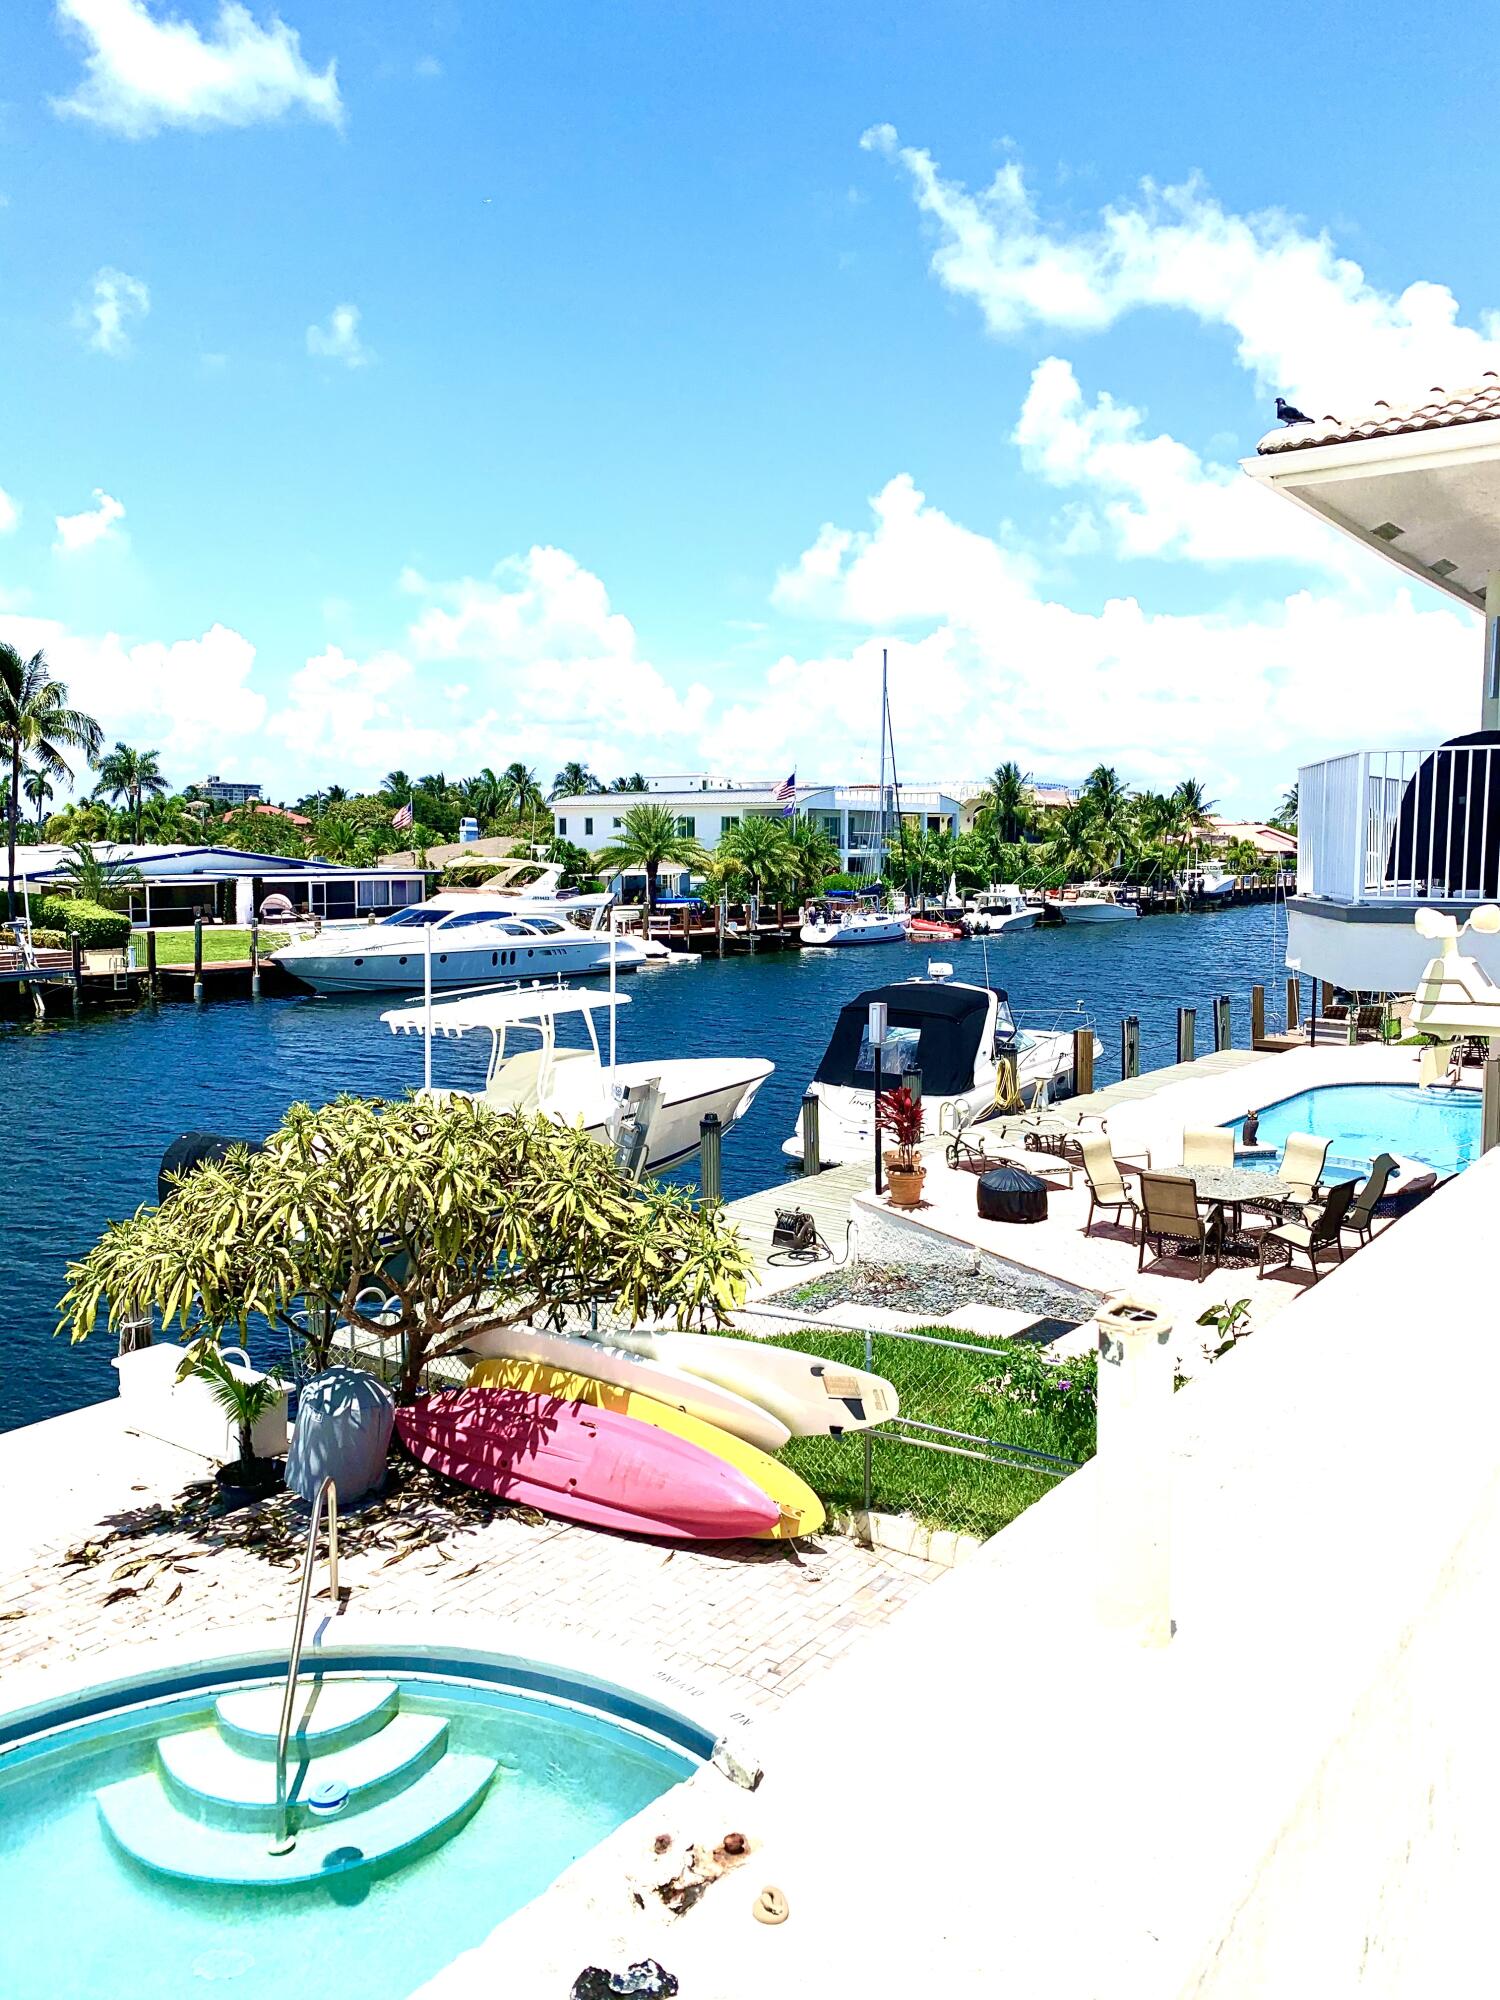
[1187,1163,1299,1241]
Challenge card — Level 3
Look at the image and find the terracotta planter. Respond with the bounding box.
[886,1163,926,1209]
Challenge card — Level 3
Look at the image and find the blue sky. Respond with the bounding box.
[1,0,1494,814]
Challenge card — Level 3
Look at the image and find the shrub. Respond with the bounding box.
[29,928,68,948]
[819,872,862,894]
[35,897,131,949]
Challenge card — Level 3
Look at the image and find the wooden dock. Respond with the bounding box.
[721,1156,874,1290]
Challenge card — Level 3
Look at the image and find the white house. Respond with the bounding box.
[1244,376,1500,990]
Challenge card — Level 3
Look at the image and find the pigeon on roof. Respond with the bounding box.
[1275,395,1313,426]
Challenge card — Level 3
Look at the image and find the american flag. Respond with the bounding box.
[775,771,796,818]
[391,801,414,830]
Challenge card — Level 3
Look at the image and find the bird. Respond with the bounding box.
[1276,395,1314,426]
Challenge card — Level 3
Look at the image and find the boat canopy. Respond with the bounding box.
[813,982,990,1098]
[382,987,630,1038]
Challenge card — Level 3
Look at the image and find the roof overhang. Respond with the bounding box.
[1242,419,1500,610]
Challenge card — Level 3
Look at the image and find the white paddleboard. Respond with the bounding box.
[461,1324,792,1454]
[609,1330,898,1438]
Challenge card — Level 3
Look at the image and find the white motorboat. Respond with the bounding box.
[799,895,907,946]
[1193,862,1238,901]
[781,968,1097,1164]
[965,886,1038,934]
[383,986,772,1175]
[272,891,651,994]
[1044,887,1139,924]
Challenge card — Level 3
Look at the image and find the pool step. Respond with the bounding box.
[214,1677,399,1759]
[158,1709,449,1830]
[97,1751,497,1887]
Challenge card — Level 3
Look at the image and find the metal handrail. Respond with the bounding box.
[268,1476,339,1855]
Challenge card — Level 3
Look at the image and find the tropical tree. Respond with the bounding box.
[379,770,414,804]
[58,1095,755,1405]
[53,839,142,908]
[458,768,506,827]
[219,806,309,858]
[542,836,597,889]
[1079,766,1135,872]
[324,783,348,805]
[500,762,546,823]
[611,772,648,792]
[592,803,710,914]
[975,761,1032,843]
[1270,783,1298,833]
[1172,777,1216,825]
[718,814,792,898]
[92,742,168,840]
[0,645,103,918]
[312,813,376,865]
[1222,838,1264,878]
[779,818,841,901]
[551,760,601,798]
[22,766,53,825]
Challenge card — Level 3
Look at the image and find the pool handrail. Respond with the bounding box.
[269,1476,339,1855]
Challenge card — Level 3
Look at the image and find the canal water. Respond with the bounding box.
[1,903,1286,1432]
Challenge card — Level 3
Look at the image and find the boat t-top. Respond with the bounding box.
[965,886,1039,934]
[800,892,907,947]
[383,985,773,1176]
[272,890,653,994]
[781,966,1098,1165]
[1043,886,1139,924]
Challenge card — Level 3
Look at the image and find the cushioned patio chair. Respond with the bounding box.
[1278,1132,1331,1213]
[1181,1125,1233,1169]
[1081,1134,1141,1239]
[1337,1151,1398,1247]
[1257,1179,1358,1282]
[1136,1170,1224,1281]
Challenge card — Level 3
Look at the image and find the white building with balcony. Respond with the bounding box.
[1245,377,1500,990]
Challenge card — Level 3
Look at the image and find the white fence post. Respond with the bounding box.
[1095,1293,1175,1647]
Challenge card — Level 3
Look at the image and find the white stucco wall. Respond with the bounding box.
[1288,904,1500,989]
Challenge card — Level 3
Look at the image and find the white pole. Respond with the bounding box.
[423,922,433,1093]
[608,906,617,1088]
[876,646,889,887]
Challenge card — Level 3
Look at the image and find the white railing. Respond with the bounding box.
[1298,745,1500,903]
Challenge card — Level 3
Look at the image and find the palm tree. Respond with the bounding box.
[458,768,505,826]
[499,762,545,816]
[592,804,709,914]
[1080,765,1136,872]
[379,770,413,804]
[22,766,53,825]
[1173,777,1216,825]
[551,760,601,799]
[54,838,141,908]
[323,783,348,805]
[0,645,102,918]
[611,772,648,792]
[1271,782,1298,833]
[976,761,1032,844]
[416,771,450,799]
[312,813,375,865]
[780,818,841,900]
[92,742,168,841]
[718,814,792,898]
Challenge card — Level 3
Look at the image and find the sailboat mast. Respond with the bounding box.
[876,646,888,883]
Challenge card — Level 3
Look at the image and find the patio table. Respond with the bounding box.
[1187,1164,1298,1245]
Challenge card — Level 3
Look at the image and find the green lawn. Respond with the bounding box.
[737,1324,1096,1542]
[135,928,289,965]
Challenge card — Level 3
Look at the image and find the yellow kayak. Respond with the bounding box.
[466,1355,825,1539]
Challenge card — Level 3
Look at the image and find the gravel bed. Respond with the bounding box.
[766,1259,1102,1328]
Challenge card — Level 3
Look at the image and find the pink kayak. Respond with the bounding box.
[396,1388,781,1541]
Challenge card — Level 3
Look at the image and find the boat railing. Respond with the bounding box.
[269,1477,340,1856]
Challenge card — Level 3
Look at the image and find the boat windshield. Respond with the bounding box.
[378,907,448,927]
[436,909,513,929]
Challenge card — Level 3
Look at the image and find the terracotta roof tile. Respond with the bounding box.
[1256,372,1500,455]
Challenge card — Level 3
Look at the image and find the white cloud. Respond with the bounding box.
[862,125,1500,412]
[306,302,369,367]
[73,265,149,355]
[1013,357,1355,570]
[51,0,342,138]
[53,489,126,553]
[0,487,19,535]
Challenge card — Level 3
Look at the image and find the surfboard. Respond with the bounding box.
[604,1330,899,1438]
[462,1323,791,1453]
[396,1388,780,1542]
[465,1357,824,1539]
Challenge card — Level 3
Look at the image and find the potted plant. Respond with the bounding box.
[179,1340,288,1495]
[877,1084,926,1208]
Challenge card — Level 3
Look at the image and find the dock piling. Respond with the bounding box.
[250,921,261,998]
[1072,1026,1094,1098]
[1213,994,1231,1051]
[1120,1015,1140,1080]
[192,918,205,1004]
[1176,1007,1195,1065]
[1285,976,1299,1033]
[1484,1056,1500,1156]
[145,925,158,996]
[70,930,81,1016]
[800,1091,821,1176]
[1250,985,1266,1047]
[699,1111,723,1204]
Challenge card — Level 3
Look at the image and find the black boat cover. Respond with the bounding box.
[812,983,992,1099]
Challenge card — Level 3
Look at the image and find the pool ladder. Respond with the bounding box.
[269,1476,339,1855]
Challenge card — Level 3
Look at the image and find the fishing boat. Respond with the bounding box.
[383,986,771,1174]
[1193,861,1238,901]
[800,893,907,946]
[781,967,1095,1165]
[272,890,651,994]
[1043,886,1139,925]
[965,887,1038,934]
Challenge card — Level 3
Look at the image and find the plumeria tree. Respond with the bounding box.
[58,1094,754,1404]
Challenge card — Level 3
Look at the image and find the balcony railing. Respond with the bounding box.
[1298,745,1500,904]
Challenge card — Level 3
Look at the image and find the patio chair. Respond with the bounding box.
[1136,1171,1224,1281]
[1181,1126,1233,1168]
[1081,1134,1140,1239]
[1278,1132,1330,1213]
[1337,1152,1398,1247]
[1257,1179,1358,1282]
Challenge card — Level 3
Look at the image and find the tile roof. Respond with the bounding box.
[1256,373,1500,455]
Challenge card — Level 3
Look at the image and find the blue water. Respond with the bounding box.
[1,904,1288,1432]
[1228,1082,1482,1181]
[0,1676,693,2000]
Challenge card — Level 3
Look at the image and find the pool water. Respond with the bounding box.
[0,1676,695,2000]
[1227,1083,1482,1180]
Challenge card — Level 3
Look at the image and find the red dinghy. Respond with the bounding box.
[395,1387,780,1541]
[906,917,965,941]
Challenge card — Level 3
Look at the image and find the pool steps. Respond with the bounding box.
[95,1677,497,1887]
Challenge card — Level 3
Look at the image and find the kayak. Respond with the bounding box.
[603,1329,899,1438]
[396,1388,781,1541]
[465,1357,824,1538]
[461,1323,791,1453]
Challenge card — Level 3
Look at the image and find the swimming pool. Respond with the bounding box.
[1226,1083,1482,1180]
[0,1644,709,2000]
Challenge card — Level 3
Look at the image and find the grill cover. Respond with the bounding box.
[976,1165,1049,1224]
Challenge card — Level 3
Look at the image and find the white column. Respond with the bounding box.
[1094,1293,1175,1647]
[1484,572,1500,732]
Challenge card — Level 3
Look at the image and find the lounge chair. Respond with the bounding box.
[1182,1126,1233,1168]
[1277,1132,1330,1213]
[1257,1179,1358,1281]
[1081,1134,1141,1239]
[1335,1151,1398,1247]
[1136,1171,1224,1281]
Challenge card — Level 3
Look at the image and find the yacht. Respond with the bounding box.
[800,893,907,946]
[272,892,651,994]
[781,968,1096,1165]
[965,887,1039,934]
[1043,887,1139,925]
[1192,862,1238,902]
[383,986,772,1174]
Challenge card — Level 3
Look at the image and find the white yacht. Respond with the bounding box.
[800,894,907,947]
[383,987,772,1175]
[272,891,650,994]
[1193,862,1238,902]
[781,969,1096,1165]
[965,886,1039,934]
[1043,887,1139,925]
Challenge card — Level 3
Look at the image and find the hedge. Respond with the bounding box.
[35,897,132,949]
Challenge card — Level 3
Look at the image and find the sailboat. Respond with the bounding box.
[799,648,908,949]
